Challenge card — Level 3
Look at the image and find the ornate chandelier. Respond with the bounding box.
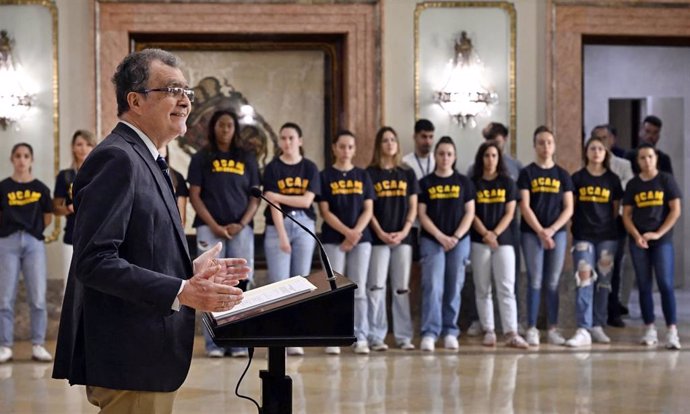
[434,31,497,128]
[0,30,34,131]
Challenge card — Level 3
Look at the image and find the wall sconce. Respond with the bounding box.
[434,31,497,128]
[0,30,35,131]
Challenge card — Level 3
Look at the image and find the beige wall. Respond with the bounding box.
[383,0,547,166]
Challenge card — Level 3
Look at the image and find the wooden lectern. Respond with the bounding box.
[202,271,356,414]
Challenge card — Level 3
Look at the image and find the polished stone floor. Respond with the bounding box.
[2,291,690,413]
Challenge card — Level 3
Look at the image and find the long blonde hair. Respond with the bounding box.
[369,126,401,169]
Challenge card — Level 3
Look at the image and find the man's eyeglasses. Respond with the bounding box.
[136,87,195,102]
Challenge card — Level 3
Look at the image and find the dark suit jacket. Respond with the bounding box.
[52,123,195,392]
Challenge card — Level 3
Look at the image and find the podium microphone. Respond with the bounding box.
[250,187,338,291]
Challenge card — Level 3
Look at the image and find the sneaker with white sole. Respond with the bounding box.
[565,328,592,348]
[287,347,304,356]
[589,326,611,343]
[230,348,249,358]
[443,335,459,350]
[466,320,482,337]
[506,334,529,349]
[398,340,415,351]
[353,341,370,355]
[420,336,435,352]
[641,326,658,346]
[325,347,341,355]
[370,341,388,352]
[525,328,540,346]
[547,329,566,346]
[31,345,53,362]
[0,346,12,363]
[207,349,224,358]
[482,331,497,347]
[666,328,681,350]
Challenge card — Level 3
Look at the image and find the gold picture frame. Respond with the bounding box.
[414,1,516,156]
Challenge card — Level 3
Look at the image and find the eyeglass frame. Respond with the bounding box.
[135,87,195,102]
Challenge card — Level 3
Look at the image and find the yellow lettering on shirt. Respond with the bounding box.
[330,179,364,195]
[531,177,561,193]
[577,186,611,203]
[211,159,245,175]
[429,184,460,200]
[476,188,506,204]
[7,190,42,206]
[374,180,407,197]
[277,177,309,195]
[634,191,664,208]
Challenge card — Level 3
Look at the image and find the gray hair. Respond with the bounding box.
[111,48,179,116]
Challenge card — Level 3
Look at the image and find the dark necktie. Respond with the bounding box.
[156,155,176,197]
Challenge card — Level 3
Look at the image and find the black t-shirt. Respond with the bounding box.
[571,168,623,242]
[366,166,420,245]
[517,163,574,234]
[419,172,474,242]
[262,157,321,225]
[318,166,376,244]
[187,148,260,227]
[0,178,53,240]
[470,175,517,245]
[623,172,681,246]
[171,169,189,199]
[54,168,77,244]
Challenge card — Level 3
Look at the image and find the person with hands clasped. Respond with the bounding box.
[188,109,260,358]
[470,142,528,349]
[518,126,574,347]
[623,143,682,349]
[366,127,419,351]
[319,130,375,355]
[262,122,321,356]
[417,136,475,352]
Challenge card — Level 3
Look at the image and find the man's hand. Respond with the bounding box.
[178,265,245,312]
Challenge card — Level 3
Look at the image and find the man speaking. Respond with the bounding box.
[53,49,249,413]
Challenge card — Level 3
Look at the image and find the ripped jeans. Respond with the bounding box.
[571,239,618,329]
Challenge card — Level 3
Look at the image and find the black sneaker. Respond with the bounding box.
[619,304,630,316]
[607,316,625,328]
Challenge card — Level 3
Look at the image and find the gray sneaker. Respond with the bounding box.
[640,326,658,346]
[525,328,540,346]
[547,329,566,346]
[589,326,611,343]
[666,329,681,350]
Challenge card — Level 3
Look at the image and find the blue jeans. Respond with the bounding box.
[0,231,48,347]
[264,211,316,284]
[197,225,254,353]
[367,244,413,344]
[324,242,372,342]
[572,240,618,329]
[629,240,677,326]
[521,231,567,328]
[420,236,470,339]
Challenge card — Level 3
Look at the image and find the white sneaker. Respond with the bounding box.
[0,346,12,363]
[466,320,482,337]
[398,340,415,351]
[420,336,435,352]
[641,326,658,346]
[353,341,370,355]
[525,328,540,346]
[443,335,459,350]
[589,326,611,343]
[286,347,304,356]
[482,331,497,347]
[666,328,681,350]
[31,345,53,362]
[547,329,566,346]
[207,349,224,358]
[565,328,592,348]
[230,348,249,358]
[370,341,388,352]
[506,334,529,349]
[325,346,341,355]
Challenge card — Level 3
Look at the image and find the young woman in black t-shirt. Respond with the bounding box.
[188,110,260,358]
[623,143,682,349]
[0,143,54,363]
[418,136,475,352]
[366,126,418,351]
[470,142,527,349]
[565,136,623,348]
[319,130,375,355]
[53,130,96,245]
[518,126,574,347]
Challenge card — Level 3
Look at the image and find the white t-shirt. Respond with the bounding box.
[402,152,436,181]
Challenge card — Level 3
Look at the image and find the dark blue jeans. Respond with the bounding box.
[629,240,677,326]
